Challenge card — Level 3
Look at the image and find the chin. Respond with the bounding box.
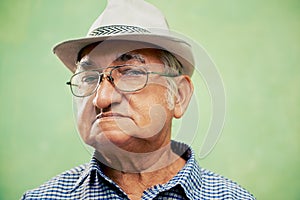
[91,130,130,146]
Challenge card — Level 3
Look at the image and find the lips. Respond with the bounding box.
[95,112,132,121]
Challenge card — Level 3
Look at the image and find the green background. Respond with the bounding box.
[1,0,299,199]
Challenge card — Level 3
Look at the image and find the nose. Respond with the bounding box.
[92,73,122,109]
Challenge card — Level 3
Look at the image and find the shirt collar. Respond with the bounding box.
[155,141,203,199]
[70,156,101,192]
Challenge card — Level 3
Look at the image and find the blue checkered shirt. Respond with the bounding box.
[22,142,255,199]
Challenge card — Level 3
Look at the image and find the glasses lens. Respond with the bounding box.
[113,65,148,92]
[70,71,100,97]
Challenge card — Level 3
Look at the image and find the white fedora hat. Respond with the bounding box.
[53,0,195,76]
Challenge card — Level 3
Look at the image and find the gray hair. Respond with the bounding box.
[158,50,183,110]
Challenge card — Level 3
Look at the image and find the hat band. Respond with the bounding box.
[89,25,150,37]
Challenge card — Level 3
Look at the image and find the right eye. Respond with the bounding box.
[81,74,98,84]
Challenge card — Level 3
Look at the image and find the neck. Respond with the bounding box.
[98,146,186,200]
[94,141,183,173]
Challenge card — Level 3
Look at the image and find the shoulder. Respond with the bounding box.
[171,142,255,199]
[21,163,88,200]
[198,167,256,199]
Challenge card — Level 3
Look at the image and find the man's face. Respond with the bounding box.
[73,41,178,153]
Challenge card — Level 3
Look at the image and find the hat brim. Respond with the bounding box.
[53,33,195,76]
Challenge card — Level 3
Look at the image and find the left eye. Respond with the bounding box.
[124,69,145,76]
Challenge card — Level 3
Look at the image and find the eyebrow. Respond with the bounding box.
[76,52,146,71]
[76,60,98,71]
[115,52,145,64]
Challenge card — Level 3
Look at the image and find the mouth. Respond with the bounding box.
[95,112,130,121]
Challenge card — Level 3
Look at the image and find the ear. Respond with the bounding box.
[174,75,194,118]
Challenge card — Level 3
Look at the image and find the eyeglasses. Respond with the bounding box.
[66,64,180,97]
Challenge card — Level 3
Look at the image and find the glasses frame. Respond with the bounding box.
[66,64,180,97]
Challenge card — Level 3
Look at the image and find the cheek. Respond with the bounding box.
[147,79,176,110]
[119,96,169,139]
[73,96,95,141]
[129,86,174,126]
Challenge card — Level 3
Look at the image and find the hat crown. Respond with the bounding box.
[53,0,194,77]
[88,0,169,35]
